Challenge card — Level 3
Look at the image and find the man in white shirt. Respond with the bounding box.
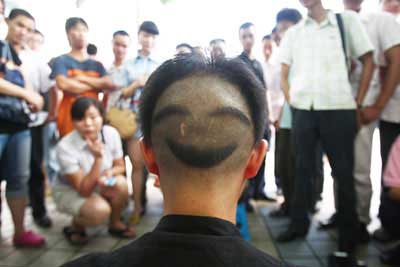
[278,0,374,265]
[20,29,55,228]
[342,0,400,245]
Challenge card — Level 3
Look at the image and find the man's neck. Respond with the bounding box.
[308,3,327,24]
[69,48,88,61]
[243,49,254,60]
[139,49,150,58]
[114,57,125,67]
[162,185,238,224]
[5,37,22,53]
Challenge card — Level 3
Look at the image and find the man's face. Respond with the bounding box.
[7,15,35,46]
[210,42,226,59]
[0,1,4,16]
[300,0,321,9]
[112,34,130,61]
[239,26,255,53]
[138,31,156,53]
[343,0,363,11]
[27,32,44,51]
[262,38,273,60]
[277,20,295,40]
[67,23,88,50]
[382,0,400,14]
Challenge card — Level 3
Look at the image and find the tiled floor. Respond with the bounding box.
[0,130,396,267]
[0,186,396,267]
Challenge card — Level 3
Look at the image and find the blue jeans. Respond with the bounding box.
[0,130,31,198]
[42,122,59,183]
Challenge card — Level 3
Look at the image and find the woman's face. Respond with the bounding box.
[74,105,103,140]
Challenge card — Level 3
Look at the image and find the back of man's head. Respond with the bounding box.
[139,54,267,189]
[276,8,302,24]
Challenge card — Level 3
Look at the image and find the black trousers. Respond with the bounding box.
[29,125,47,219]
[274,129,295,211]
[291,109,358,252]
[380,120,400,171]
[275,128,324,212]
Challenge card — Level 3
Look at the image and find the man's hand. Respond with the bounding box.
[86,138,104,158]
[73,75,88,84]
[361,106,381,125]
[137,75,148,87]
[23,90,44,112]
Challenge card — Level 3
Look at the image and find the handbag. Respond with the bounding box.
[106,97,137,139]
[0,41,32,124]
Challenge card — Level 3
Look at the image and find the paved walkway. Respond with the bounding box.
[0,180,395,267]
[0,130,396,267]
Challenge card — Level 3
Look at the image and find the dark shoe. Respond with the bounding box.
[269,206,288,218]
[276,226,308,242]
[108,226,136,239]
[380,245,400,266]
[373,227,395,243]
[245,202,254,213]
[358,223,370,244]
[63,226,88,246]
[34,215,53,228]
[318,213,337,230]
[328,252,367,267]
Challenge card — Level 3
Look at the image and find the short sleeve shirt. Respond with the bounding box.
[106,63,130,111]
[124,53,159,114]
[56,125,123,186]
[50,55,107,137]
[279,10,373,110]
[350,12,400,107]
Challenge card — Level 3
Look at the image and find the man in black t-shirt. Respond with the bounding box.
[237,22,272,208]
[61,53,289,267]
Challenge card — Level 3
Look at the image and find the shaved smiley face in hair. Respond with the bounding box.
[151,75,254,169]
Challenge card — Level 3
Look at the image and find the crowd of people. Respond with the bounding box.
[0,0,400,266]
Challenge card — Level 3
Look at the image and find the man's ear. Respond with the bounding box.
[140,139,160,176]
[244,139,268,179]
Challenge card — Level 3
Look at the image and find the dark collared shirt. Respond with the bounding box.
[238,51,266,87]
[61,215,290,267]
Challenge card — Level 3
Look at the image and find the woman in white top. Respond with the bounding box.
[54,97,135,245]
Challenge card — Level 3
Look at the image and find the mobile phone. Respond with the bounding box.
[105,176,116,187]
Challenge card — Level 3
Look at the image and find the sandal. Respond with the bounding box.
[63,226,88,246]
[108,226,136,239]
[129,213,142,225]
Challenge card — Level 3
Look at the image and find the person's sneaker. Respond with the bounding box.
[13,231,45,247]
[34,215,53,228]
[373,227,395,243]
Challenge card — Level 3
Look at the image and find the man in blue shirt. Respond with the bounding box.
[120,21,159,225]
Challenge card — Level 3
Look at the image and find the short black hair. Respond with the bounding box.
[138,21,159,35]
[65,17,88,33]
[176,43,193,50]
[139,53,267,147]
[71,97,104,121]
[209,38,225,46]
[34,29,43,37]
[262,34,271,41]
[239,22,254,31]
[276,8,302,24]
[8,8,35,21]
[113,30,129,38]
[87,43,97,56]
